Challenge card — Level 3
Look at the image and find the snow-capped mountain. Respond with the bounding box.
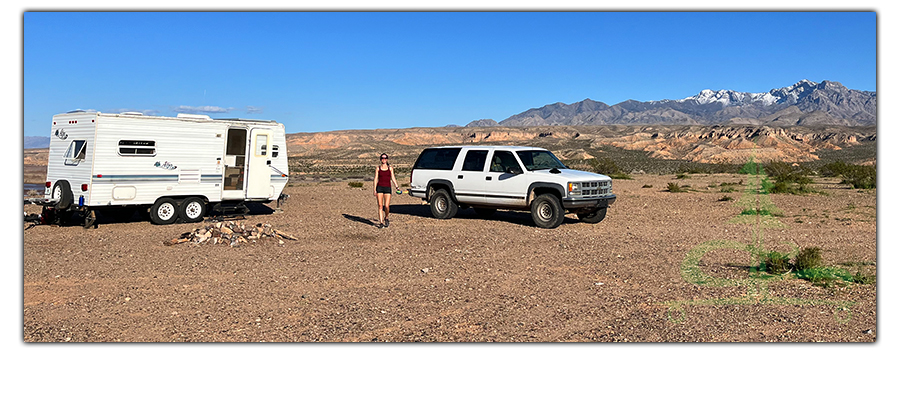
[492,80,875,127]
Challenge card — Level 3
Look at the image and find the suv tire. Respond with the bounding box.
[577,207,607,224]
[531,193,564,229]
[429,189,458,219]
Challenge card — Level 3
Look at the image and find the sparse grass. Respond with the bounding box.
[740,208,781,217]
[348,182,364,188]
[666,183,687,193]
[642,184,653,189]
[610,173,633,180]
[756,247,876,288]
[675,173,690,179]
[718,195,733,202]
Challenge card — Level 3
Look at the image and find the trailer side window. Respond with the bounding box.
[255,135,267,156]
[64,140,87,161]
[272,145,279,158]
[118,140,156,156]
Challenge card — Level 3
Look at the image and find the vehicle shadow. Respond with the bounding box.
[389,204,579,228]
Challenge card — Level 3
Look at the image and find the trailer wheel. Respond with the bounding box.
[179,197,207,223]
[149,198,179,225]
[52,180,73,211]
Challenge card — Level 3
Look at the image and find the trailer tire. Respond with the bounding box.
[52,180,73,211]
[150,198,179,225]
[179,197,207,223]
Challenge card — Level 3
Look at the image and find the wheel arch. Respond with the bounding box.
[426,179,457,202]
[527,182,565,206]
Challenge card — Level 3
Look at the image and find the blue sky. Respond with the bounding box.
[23,11,876,135]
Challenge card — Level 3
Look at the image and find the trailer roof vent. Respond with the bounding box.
[120,111,144,116]
[177,113,212,120]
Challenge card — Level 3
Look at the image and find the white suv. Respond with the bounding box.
[409,146,616,228]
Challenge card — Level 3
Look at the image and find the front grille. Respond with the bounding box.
[579,180,612,197]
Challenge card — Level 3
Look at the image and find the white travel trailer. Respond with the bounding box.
[37,110,289,226]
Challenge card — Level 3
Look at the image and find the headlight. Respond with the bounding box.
[567,182,581,196]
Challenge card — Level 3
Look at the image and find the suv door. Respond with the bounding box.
[453,148,488,204]
[483,149,528,207]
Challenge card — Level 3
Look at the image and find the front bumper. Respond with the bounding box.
[562,194,616,210]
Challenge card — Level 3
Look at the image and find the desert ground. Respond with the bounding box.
[23,174,876,342]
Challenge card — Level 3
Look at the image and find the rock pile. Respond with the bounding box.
[165,221,298,247]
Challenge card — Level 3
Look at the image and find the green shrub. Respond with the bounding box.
[348,181,364,188]
[610,173,633,180]
[589,157,621,175]
[642,184,653,188]
[841,165,876,189]
[762,251,792,274]
[739,160,765,175]
[819,161,851,177]
[793,247,823,270]
[718,195,733,202]
[666,182,686,193]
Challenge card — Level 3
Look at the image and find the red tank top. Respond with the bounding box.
[377,167,392,187]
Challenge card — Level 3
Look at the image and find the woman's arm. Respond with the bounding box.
[390,166,400,190]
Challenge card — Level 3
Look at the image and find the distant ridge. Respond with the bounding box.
[488,80,875,127]
[24,136,50,149]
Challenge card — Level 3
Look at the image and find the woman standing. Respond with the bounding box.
[374,153,400,228]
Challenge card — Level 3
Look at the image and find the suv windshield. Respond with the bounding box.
[516,150,567,171]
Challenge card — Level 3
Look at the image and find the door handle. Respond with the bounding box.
[485,176,492,181]
[458,175,463,179]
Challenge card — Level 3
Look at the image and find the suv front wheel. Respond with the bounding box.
[429,189,458,219]
[531,194,564,229]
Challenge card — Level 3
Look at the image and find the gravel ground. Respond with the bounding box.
[22,174,876,342]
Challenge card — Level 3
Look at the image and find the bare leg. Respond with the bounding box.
[384,193,392,222]
[376,193,386,225]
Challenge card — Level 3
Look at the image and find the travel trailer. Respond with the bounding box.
[33,110,289,226]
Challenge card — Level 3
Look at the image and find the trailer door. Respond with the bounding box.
[246,128,273,199]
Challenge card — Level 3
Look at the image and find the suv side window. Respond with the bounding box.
[461,150,488,172]
[413,148,461,170]
[489,151,523,174]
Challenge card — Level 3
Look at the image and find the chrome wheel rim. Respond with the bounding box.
[538,203,553,221]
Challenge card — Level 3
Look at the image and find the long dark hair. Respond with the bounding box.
[379,153,390,167]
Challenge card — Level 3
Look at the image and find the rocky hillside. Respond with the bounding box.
[287,124,876,164]
[494,80,876,127]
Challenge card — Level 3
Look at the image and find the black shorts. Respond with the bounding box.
[376,185,392,194]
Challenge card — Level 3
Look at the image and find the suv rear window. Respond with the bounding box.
[413,148,461,170]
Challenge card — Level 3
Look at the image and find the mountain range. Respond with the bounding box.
[469,80,876,128]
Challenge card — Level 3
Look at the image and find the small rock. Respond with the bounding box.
[421,268,430,274]
[863,329,873,334]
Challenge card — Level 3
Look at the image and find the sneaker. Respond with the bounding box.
[384,218,390,227]
[376,223,385,229]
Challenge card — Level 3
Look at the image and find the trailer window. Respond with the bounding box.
[255,135,267,156]
[64,140,87,161]
[118,140,156,156]
[272,145,279,158]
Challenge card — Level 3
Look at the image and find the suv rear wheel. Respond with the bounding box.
[531,194,564,229]
[577,207,607,224]
[429,189,458,219]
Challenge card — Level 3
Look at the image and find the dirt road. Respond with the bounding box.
[23,174,876,342]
